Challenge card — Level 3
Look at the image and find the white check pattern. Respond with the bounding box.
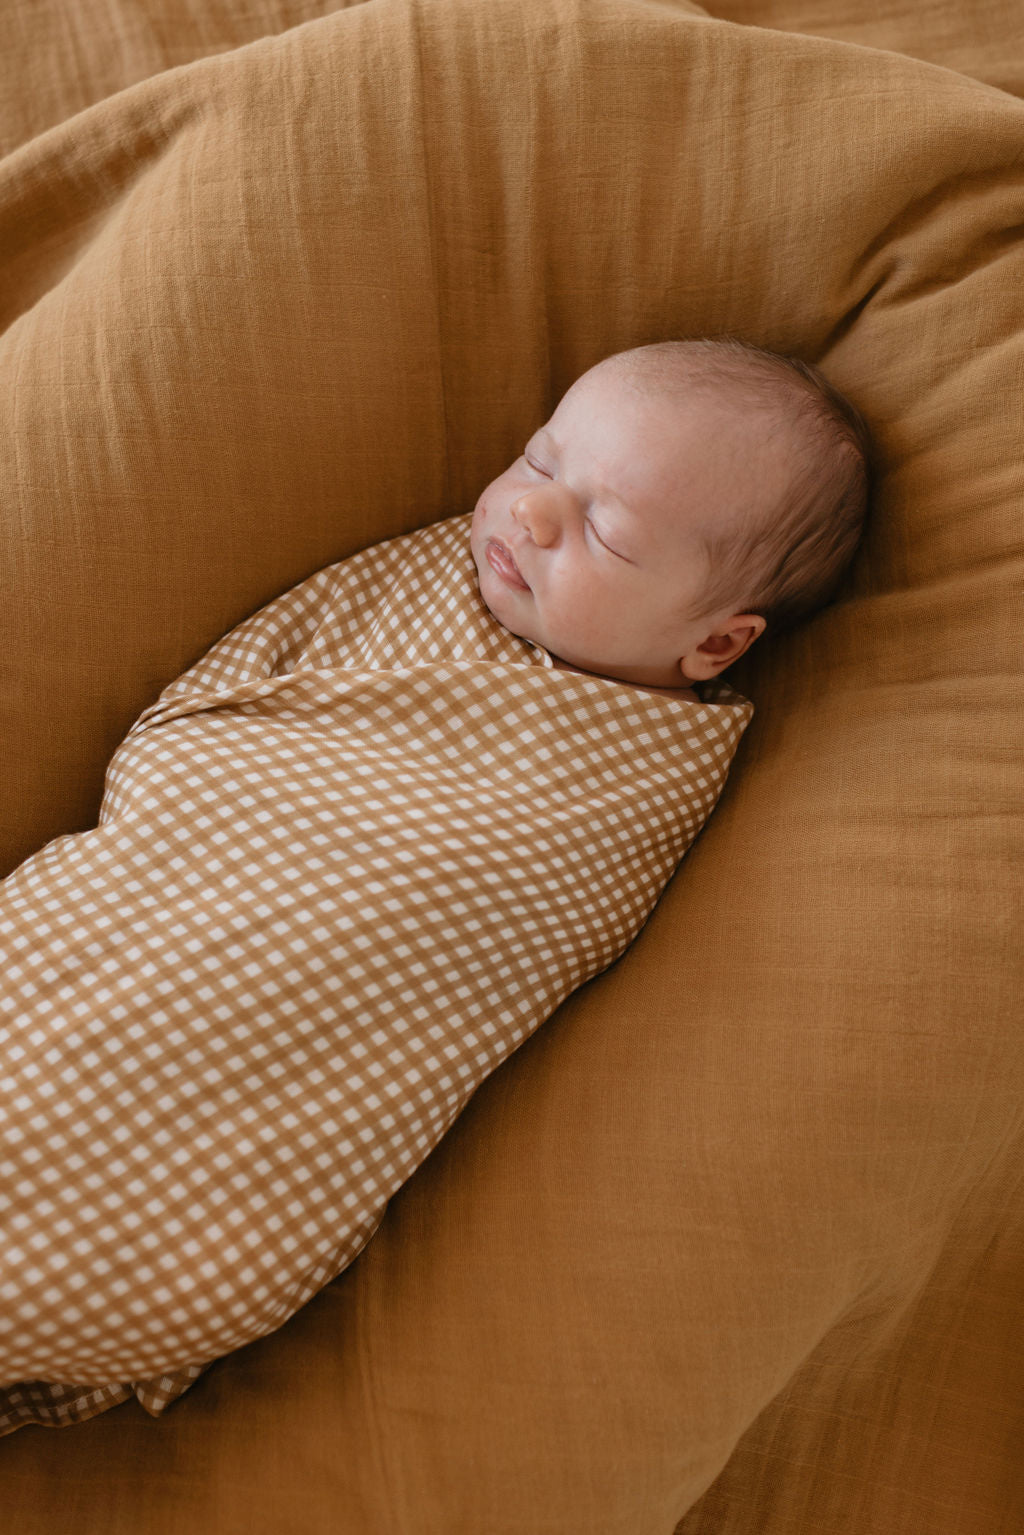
[0,512,752,1434]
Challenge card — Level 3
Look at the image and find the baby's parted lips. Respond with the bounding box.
[493,537,521,570]
[486,537,530,589]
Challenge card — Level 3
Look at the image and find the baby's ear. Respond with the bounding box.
[698,632,738,657]
[682,614,766,679]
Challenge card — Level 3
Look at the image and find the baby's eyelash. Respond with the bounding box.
[523,456,623,560]
[585,518,621,558]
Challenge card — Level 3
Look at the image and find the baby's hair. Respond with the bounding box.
[601,336,875,638]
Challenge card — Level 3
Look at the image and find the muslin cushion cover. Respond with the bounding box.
[0,0,1021,1529]
[0,511,752,1432]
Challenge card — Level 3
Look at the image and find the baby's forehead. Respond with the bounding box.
[574,362,764,438]
[553,360,798,506]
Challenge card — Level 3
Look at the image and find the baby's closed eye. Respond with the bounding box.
[585,518,623,558]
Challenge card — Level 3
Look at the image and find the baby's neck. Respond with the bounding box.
[550,657,699,703]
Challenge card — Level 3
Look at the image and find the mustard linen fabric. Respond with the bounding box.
[710,0,1024,99]
[0,0,1021,1530]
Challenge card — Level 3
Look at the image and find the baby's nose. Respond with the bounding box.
[512,493,559,547]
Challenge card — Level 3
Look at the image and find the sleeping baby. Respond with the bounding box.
[471,335,872,699]
[0,335,873,1437]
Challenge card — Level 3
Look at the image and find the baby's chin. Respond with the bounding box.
[473,555,537,640]
[479,591,537,649]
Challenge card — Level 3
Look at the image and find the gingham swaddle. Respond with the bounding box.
[0,511,752,1434]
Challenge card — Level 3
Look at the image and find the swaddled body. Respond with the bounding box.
[0,510,752,1434]
[0,336,872,1434]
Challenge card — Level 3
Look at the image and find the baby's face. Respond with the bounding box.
[470,362,777,689]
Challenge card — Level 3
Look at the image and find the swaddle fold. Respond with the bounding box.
[0,512,751,1434]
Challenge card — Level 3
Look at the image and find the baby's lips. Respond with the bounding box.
[485,538,530,590]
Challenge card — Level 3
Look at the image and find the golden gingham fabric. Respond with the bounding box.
[0,510,752,1434]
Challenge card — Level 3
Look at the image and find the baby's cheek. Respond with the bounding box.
[566,574,615,637]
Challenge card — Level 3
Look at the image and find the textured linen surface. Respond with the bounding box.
[1,0,1022,1530]
[0,511,752,1433]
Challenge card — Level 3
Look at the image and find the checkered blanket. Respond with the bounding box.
[0,512,752,1434]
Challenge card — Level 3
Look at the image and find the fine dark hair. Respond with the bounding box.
[603,335,876,638]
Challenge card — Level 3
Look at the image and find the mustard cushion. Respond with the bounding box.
[0,0,1020,1527]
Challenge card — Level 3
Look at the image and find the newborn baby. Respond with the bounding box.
[471,336,873,698]
[0,334,874,1439]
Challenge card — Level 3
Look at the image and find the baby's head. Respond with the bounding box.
[470,336,874,690]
